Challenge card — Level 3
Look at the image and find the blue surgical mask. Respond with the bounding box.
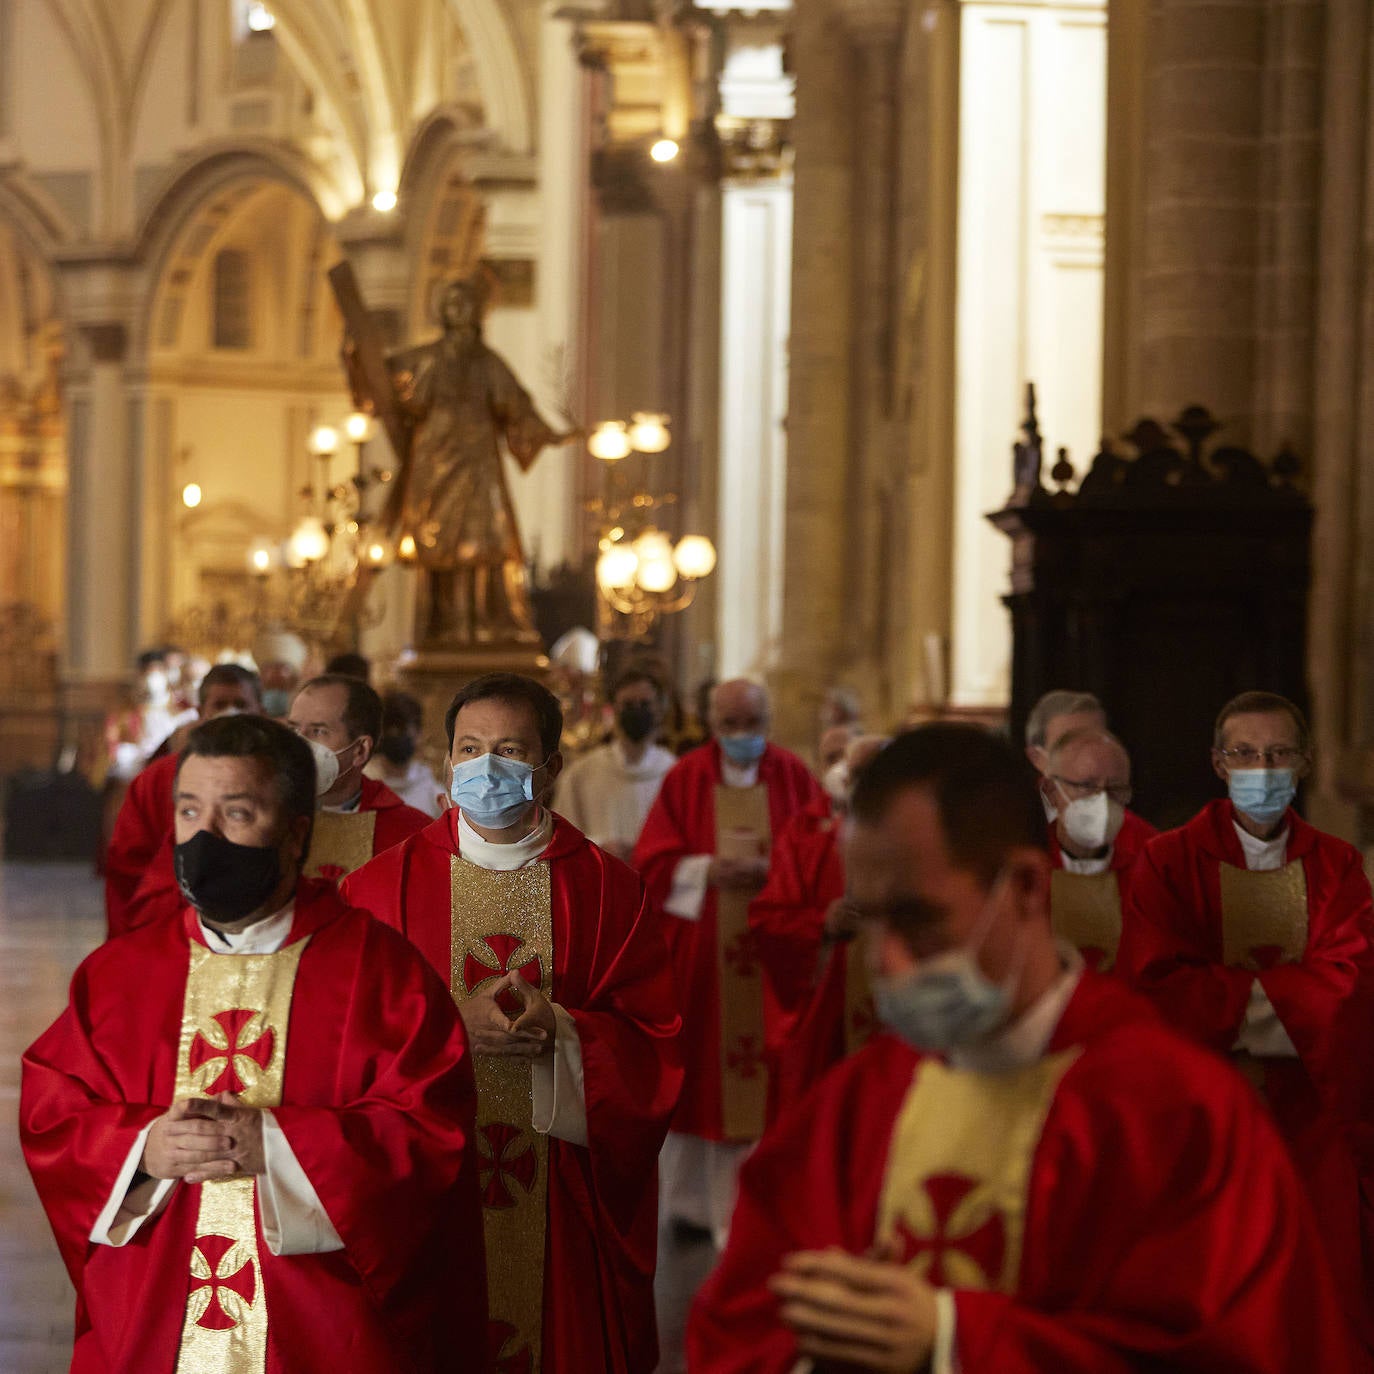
[450,752,541,829]
[871,879,1023,1053]
[261,688,292,717]
[1227,769,1296,827]
[719,732,767,765]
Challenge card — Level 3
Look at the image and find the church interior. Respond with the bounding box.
[4,0,1374,1370]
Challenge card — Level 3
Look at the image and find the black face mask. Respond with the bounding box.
[175,830,283,923]
[617,702,659,743]
[378,732,418,767]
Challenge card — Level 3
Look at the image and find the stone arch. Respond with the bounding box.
[131,143,335,359]
[442,0,533,156]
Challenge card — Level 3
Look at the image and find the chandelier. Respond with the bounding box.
[244,412,401,645]
[587,414,717,641]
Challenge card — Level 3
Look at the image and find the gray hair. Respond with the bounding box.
[1025,690,1105,748]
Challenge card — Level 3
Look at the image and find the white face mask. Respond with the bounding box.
[823,760,850,805]
[1058,789,1125,852]
[144,668,171,708]
[307,737,360,798]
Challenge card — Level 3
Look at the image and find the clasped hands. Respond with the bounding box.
[460,971,557,1058]
[140,1092,266,1185]
[769,1247,940,1373]
[709,855,769,891]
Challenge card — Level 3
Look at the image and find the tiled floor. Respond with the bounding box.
[0,862,104,1374]
[0,860,717,1373]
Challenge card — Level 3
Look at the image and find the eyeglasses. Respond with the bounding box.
[1050,775,1132,806]
[1215,746,1306,768]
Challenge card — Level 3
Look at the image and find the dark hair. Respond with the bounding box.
[850,724,1044,887]
[1213,691,1310,753]
[609,667,666,706]
[178,714,317,827]
[381,690,425,735]
[324,651,371,682]
[444,673,563,757]
[198,663,262,709]
[136,648,167,673]
[296,673,384,743]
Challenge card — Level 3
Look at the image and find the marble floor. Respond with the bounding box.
[0,860,717,1373]
[0,862,104,1374]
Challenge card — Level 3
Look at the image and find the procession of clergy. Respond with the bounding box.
[20,654,1374,1372]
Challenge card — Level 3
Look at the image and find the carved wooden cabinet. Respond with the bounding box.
[989,398,1312,828]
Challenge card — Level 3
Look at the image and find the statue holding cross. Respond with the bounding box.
[331,263,575,649]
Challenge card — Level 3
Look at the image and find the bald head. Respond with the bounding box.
[710,679,770,736]
[1047,728,1131,786]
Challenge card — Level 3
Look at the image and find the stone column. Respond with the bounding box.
[836,0,905,708]
[766,0,858,750]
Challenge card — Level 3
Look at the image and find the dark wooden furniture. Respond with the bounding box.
[988,390,1312,829]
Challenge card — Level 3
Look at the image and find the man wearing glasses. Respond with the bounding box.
[1039,728,1156,973]
[1120,690,1374,1355]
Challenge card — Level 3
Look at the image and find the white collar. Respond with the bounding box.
[322,790,363,814]
[1059,847,1114,876]
[458,808,554,871]
[198,903,295,955]
[613,738,671,778]
[948,945,1084,1073]
[1233,821,1289,872]
[720,756,761,788]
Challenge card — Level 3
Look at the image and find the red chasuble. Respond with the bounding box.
[105,752,179,938]
[688,975,1355,1373]
[1047,807,1157,973]
[1118,797,1374,1346]
[633,741,827,1141]
[21,881,485,1374]
[113,777,430,938]
[342,811,683,1374]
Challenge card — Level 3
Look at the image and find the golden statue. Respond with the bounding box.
[339,270,574,648]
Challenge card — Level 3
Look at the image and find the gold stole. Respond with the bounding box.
[449,857,554,1374]
[876,1052,1078,1292]
[842,944,876,1056]
[305,810,377,883]
[1219,861,1309,970]
[174,937,309,1374]
[715,784,772,1141]
[1050,870,1123,972]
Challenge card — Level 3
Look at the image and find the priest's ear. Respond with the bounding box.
[536,750,564,797]
[1005,847,1053,922]
[438,758,454,813]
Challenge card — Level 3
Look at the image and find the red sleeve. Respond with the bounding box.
[749,816,840,1059]
[1117,836,1252,1052]
[271,919,483,1311]
[686,1043,903,1372]
[632,758,706,914]
[954,1035,1354,1373]
[20,960,168,1284]
[1260,841,1374,1106]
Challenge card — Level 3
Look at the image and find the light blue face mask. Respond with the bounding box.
[450,752,542,829]
[1227,768,1296,827]
[719,732,767,765]
[261,688,292,718]
[871,878,1023,1053]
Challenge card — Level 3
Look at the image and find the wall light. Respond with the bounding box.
[181,482,203,509]
[372,190,398,213]
[650,139,680,164]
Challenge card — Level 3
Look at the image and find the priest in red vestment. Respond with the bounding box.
[115,675,429,936]
[633,678,826,1246]
[751,734,890,1118]
[1118,691,1374,1352]
[104,663,262,938]
[22,714,485,1374]
[690,724,1355,1374]
[1040,727,1156,972]
[343,672,682,1374]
